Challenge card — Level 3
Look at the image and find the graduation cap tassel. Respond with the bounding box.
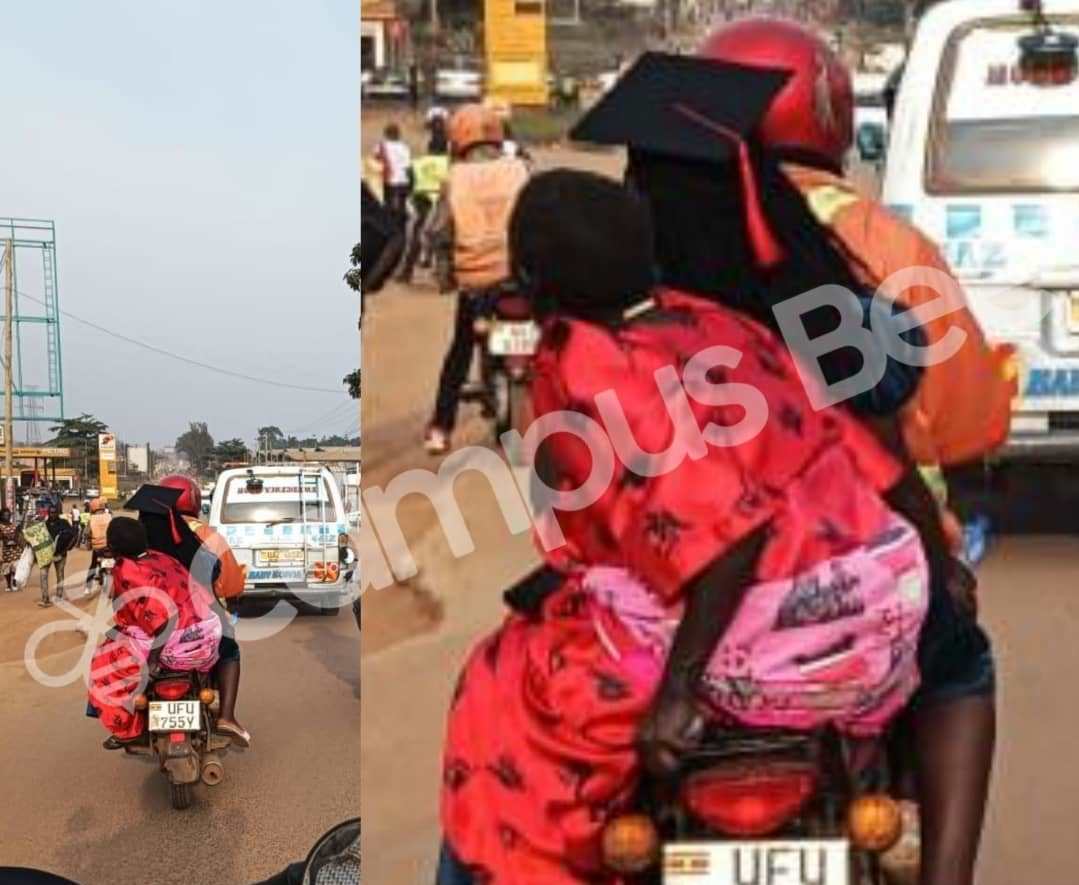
[167,509,182,546]
[672,102,785,269]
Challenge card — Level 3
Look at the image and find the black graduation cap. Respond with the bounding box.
[571,52,792,267]
[124,484,184,515]
[124,483,192,552]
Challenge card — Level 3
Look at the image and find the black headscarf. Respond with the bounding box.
[508,169,657,324]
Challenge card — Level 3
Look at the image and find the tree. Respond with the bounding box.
[257,425,285,451]
[176,422,215,475]
[343,370,361,399]
[49,414,109,482]
[212,438,250,465]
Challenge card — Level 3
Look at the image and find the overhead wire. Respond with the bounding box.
[12,287,347,395]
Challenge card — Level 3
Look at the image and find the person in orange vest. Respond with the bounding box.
[82,497,112,597]
[573,20,1006,885]
[423,103,530,455]
[159,474,251,747]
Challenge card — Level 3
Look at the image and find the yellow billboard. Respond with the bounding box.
[485,0,549,106]
[98,433,118,500]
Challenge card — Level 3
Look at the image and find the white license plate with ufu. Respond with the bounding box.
[665,840,849,885]
[488,321,539,356]
[148,701,201,732]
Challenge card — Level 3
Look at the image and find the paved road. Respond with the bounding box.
[0,564,360,885]
[361,270,1079,884]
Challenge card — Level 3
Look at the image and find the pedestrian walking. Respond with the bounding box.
[41,505,76,602]
[408,61,420,113]
[373,123,414,224]
[0,508,25,592]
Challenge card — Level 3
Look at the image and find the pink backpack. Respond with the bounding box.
[128,614,223,674]
[585,514,929,736]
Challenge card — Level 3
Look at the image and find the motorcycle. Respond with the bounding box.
[460,284,539,464]
[600,724,920,885]
[121,668,234,810]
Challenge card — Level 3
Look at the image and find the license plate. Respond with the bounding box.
[665,840,849,884]
[148,700,201,732]
[256,548,304,566]
[488,321,539,356]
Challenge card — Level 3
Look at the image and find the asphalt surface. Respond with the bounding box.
[0,552,360,885]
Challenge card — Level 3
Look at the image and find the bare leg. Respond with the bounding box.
[215,658,249,745]
[914,695,995,885]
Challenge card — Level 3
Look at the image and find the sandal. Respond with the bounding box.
[216,721,252,748]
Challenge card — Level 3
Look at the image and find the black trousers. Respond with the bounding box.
[399,194,434,281]
[383,184,411,227]
[432,291,482,432]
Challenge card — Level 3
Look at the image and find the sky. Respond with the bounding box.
[0,0,359,449]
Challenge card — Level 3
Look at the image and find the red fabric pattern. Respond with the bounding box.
[441,290,904,883]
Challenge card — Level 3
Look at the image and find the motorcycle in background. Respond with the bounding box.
[460,284,539,465]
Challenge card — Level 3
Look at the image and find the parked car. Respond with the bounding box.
[362,69,410,101]
[435,65,483,100]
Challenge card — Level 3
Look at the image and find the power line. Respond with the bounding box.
[14,288,347,395]
[285,398,356,436]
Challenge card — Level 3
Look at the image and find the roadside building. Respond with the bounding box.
[362,0,409,72]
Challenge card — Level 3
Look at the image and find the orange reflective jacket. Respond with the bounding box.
[448,156,529,289]
[185,517,246,601]
[787,166,1016,466]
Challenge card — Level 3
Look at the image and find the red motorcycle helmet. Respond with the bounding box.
[158,474,201,517]
[697,17,854,169]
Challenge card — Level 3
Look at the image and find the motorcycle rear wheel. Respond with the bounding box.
[170,781,192,810]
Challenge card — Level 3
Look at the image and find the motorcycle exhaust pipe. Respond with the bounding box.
[201,753,225,786]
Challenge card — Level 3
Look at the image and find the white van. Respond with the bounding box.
[208,465,355,612]
[882,0,1079,456]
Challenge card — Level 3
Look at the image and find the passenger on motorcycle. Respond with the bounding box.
[438,161,994,884]
[159,474,251,747]
[423,103,530,455]
[89,517,220,747]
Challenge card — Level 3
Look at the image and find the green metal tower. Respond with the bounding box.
[0,218,65,435]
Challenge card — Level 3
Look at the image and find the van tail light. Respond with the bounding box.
[681,763,817,837]
[154,679,192,701]
[310,562,341,583]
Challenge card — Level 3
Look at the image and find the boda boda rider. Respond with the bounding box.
[423,103,530,455]
[89,516,220,747]
[624,18,1014,511]
[83,497,112,596]
[437,173,992,885]
[159,474,251,746]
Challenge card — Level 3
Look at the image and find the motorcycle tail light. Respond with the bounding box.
[494,293,531,320]
[601,813,659,875]
[682,763,817,837]
[154,679,192,701]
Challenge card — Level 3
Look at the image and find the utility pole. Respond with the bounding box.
[3,240,13,507]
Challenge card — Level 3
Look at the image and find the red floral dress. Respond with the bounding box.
[441,290,903,883]
[88,550,216,739]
